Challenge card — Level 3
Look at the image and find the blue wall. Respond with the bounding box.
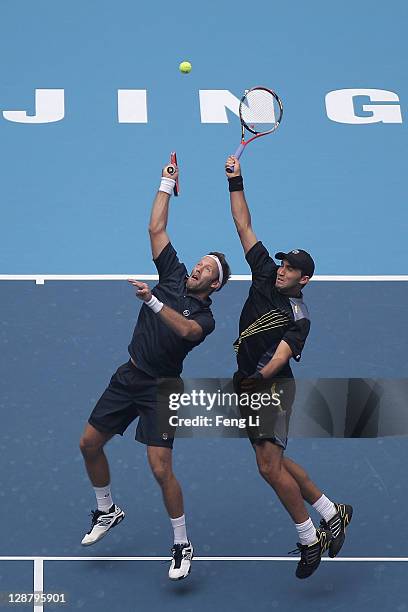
[0,0,407,274]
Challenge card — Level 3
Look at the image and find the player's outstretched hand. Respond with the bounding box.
[162,163,179,180]
[128,280,152,302]
[225,155,241,178]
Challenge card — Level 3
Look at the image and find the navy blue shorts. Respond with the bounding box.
[88,360,182,449]
[233,372,296,450]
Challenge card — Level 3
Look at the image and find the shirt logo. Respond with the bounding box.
[183,310,190,317]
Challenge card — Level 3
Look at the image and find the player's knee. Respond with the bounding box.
[150,460,172,485]
[257,459,281,484]
[79,435,104,457]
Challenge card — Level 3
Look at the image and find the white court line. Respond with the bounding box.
[33,558,43,612]
[0,274,407,285]
[2,556,406,612]
[1,556,408,562]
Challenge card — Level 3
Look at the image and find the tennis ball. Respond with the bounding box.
[179,61,192,74]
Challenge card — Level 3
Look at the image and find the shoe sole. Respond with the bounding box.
[169,565,192,581]
[295,563,320,580]
[81,512,125,546]
[329,506,353,558]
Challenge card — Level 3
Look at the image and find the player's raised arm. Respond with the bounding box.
[225,156,258,255]
[148,163,179,259]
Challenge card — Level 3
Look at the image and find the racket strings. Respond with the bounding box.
[240,89,281,134]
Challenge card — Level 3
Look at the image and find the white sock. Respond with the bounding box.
[93,484,113,512]
[170,514,188,544]
[312,494,336,522]
[295,518,317,546]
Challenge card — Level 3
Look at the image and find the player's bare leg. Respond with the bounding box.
[254,440,332,578]
[147,446,184,517]
[283,456,322,504]
[79,423,125,545]
[80,423,113,486]
[283,455,353,557]
[147,446,193,580]
[254,441,310,523]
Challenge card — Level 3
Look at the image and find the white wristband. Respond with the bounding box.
[145,295,164,314]
[159,177,175,195]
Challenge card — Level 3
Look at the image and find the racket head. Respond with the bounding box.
[169,151,179,196]
[239,87,283,136]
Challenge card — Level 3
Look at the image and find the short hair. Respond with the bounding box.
[208,251,231,291]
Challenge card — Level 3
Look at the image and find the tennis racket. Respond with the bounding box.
[166,151,179,196]
[226,87,283,173]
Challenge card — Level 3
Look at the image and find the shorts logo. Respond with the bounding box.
[183,310,190,317]
[162,433,168,440]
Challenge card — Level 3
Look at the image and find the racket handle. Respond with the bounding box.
[226,143,245,173]
[166,165,179,196]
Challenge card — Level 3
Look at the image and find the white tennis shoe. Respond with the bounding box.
[81,504,125,546]
[168,541,194,580]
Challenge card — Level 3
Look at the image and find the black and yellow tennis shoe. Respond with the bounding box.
[290,527,332,579]
[320,503,353,557]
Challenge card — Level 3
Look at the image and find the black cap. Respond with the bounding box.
[275,249,315,278]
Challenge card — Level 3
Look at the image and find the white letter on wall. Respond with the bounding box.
[199,90,240,123]
[118,90,147,123]
[325,89,402,124]
[3,89,65,123]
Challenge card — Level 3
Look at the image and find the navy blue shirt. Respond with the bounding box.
[129,242,215,377]
[235,241,310,377]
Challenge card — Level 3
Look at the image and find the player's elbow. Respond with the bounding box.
[148,225,164,236]
[234,218,252,237]
[182,323,202,342]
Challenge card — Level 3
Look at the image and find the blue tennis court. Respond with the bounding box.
[1,0,408,610]
[1,279,408,610]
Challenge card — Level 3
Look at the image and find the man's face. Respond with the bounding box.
[186,256,220,294]
[275,259,309,294]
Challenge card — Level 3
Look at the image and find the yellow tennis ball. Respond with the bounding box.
[179,61,192,74]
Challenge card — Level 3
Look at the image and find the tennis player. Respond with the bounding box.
[79,160,230,580]
[225,155,352,579]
